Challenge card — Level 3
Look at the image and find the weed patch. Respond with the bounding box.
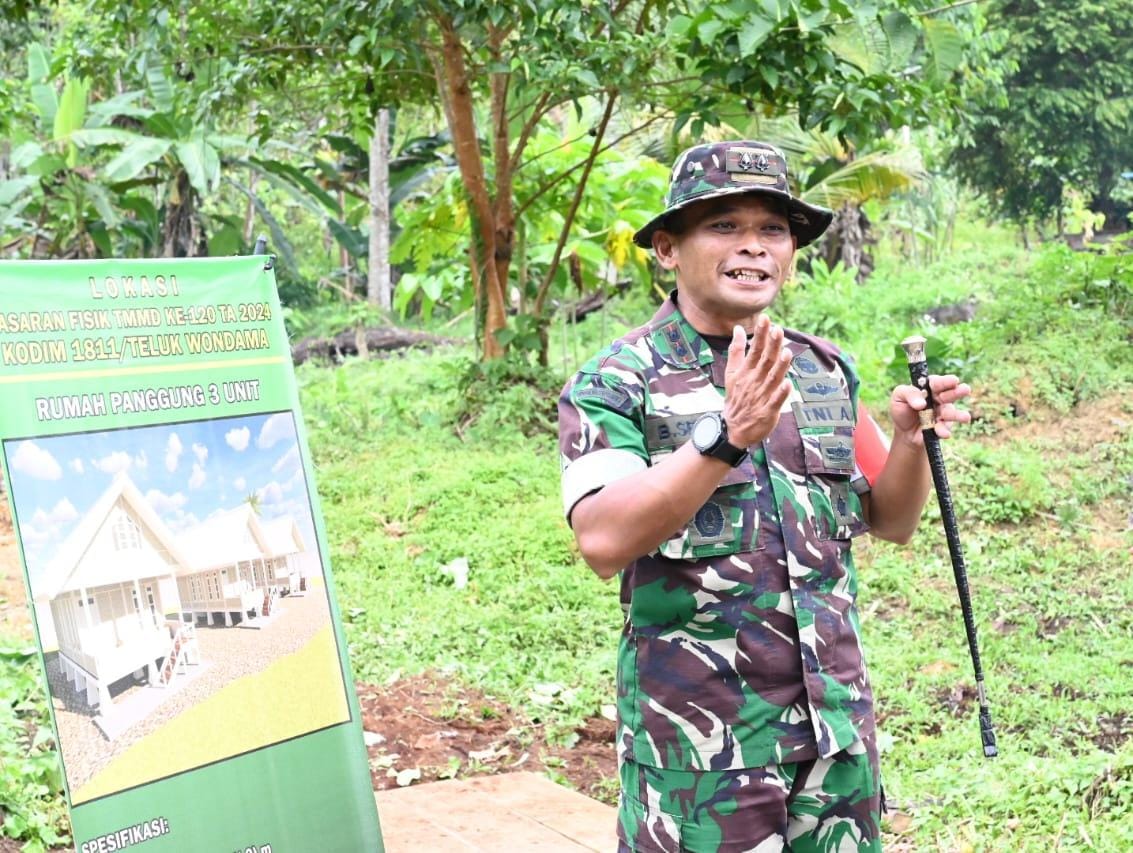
[0,644,69,850]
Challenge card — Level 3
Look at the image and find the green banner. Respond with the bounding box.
[0,257,383,852]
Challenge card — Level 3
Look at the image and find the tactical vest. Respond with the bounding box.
[604,299,874,770]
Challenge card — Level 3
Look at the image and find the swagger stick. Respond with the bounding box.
[901,335,998,758]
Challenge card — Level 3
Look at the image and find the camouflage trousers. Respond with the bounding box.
[616,737,881,852]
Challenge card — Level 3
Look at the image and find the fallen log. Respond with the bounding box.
[291,326,461,365]
[556,279,633,322]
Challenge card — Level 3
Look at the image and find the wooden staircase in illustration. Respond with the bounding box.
[158,622,197,687]
[261,583,281,617]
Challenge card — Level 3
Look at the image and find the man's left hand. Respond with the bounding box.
[889,374,972,445]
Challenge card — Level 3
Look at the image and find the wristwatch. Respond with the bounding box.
[691,412,747,467]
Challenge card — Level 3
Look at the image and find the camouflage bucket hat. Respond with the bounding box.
[633,140,834,249]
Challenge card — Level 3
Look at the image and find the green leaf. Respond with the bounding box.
[574,68,600,90]
[145,61,175,113]
[208,223,243,257]
[0,176,40,207]
[88,221,113,256]
[86,89,150,127]
[328,218,368,258]
[792,1,829,33]
[697,18,726,43]
[142,112,179,140]
[666,14,693,37]
[69,127,146,147]
[827,22,875,72]
[759,0,787,21]
[204,133,251,152]
[53,77,90,142]
[738,17,776,57]
[27,43,58,127]
[103,138,173,183]
[26,42,50,83]
[923,18,965,81]
[880,10,917,66]
[29,152,67,177]
[10,141,45,170]
[240,158,335,215]
[420,274,443,302]
[86,182,122,229]
[171,137,215,196]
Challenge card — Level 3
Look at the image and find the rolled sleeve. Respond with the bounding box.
[561,447,648,519]
[557,367,649,523]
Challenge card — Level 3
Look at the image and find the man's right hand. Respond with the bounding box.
[722,315,793,448]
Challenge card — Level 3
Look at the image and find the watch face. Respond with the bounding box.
[692,413,721,451]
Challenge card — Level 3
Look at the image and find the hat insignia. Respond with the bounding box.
[738,151,754,171]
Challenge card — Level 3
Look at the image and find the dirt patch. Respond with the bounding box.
[358,673,617,804]
[0,489,33,640]
[980,394,1131,451]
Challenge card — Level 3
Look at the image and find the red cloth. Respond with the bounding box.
[854,406,890,487]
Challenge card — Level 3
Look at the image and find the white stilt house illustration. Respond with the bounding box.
[174,504,303,625]
[35,475,201,713]
[261,516,307,595]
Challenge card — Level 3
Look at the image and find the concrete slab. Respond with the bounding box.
[93,660,211,741]
[374,772,615,852]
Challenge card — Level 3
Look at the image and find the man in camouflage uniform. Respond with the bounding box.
[557,141,972,852]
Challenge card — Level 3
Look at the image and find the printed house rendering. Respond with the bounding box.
[174,505,309,626]
[33,470,312,716]
[34,474,200,713]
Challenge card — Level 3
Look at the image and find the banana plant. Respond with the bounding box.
[1,43,252,259]
[0,43,122,257]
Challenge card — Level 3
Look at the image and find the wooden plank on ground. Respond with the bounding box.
[374,772,615,852]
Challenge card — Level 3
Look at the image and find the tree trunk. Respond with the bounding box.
[820,203,873,283]
[338,188,353,292]
[434,17,507,360]
[1092,162,1121,231]
[162,171,204,258]
[367,107,392,310]
[242,168,258,245]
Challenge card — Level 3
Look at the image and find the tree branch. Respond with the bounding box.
[508,91,554,176]
[533,91,618,317]
[489,26,512,224]
[514,109,671,221]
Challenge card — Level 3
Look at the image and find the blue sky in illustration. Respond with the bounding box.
[3,412,318,585]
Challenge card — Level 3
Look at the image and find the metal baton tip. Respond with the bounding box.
[979,707,998,759]
[900,335,927,364]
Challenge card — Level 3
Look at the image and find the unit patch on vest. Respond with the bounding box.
[573,380,632,414]
[792,400,854,428]
[818,434,855,470]
[829,479,856,527]
[645,414,700,450]
[790,348,838,379]
[797,378,846,402]
[690,500,731,545]
[657,320,698,366]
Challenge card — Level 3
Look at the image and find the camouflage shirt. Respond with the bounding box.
[558,295,875,772]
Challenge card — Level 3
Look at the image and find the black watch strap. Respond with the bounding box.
[708,435,747,467]
[694,412,747,467]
